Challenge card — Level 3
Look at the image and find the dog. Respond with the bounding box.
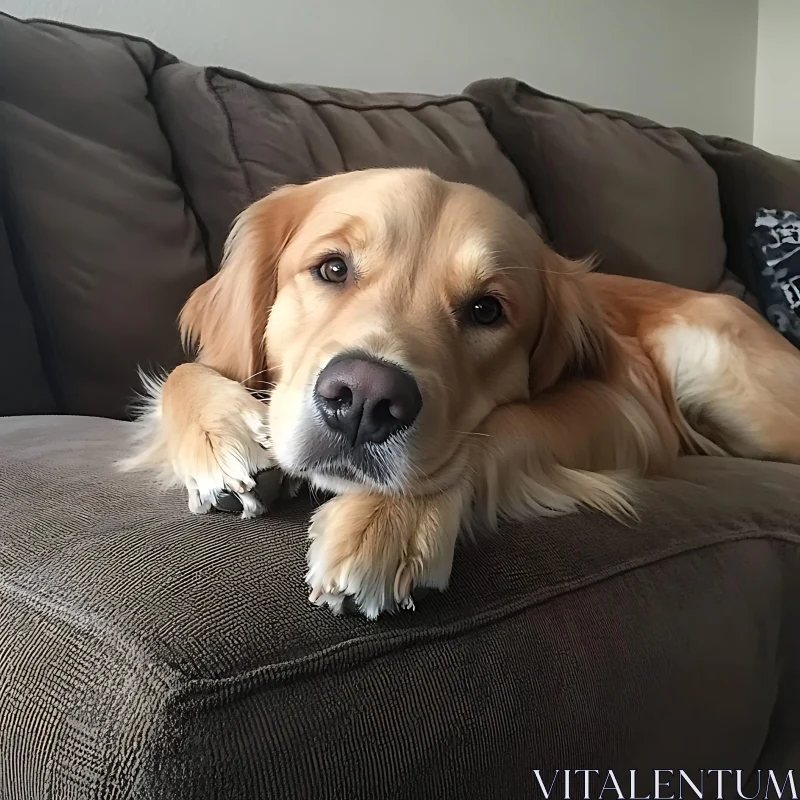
[122,167,800,619]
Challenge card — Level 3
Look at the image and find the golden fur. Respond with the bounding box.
[122,168,800,618]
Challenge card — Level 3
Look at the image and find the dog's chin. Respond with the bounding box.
[273,421,414,496]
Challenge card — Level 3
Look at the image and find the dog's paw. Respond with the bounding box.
[179,407,276,520]
[121,364,278,519]
[305,490,464,619]
[165,380,276,519]
[305,494,410,619]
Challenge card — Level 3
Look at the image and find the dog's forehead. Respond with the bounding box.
[325,174,501,239]
[314,171,445,237]
[293,170,538,293]
[433,194,537,286]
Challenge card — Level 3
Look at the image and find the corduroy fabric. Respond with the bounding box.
[1,415,799,798]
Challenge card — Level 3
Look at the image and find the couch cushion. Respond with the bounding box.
[465,78,727,291]
[680,131,800,293]
[0,16,210,419]
[0,199,56,415]
[1,414,799,798]
[152,65,541,267]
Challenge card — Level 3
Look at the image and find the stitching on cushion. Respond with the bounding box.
[15,12,179,68]
[205,69,257,206]
[207,66,480,115]
[509,78,674,133]
[168,529,800,690]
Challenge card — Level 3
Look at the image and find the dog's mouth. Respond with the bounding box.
[279,412,413,493]
[302,432,412,491]
[306,451,391,487]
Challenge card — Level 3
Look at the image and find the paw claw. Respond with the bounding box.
[187,487,212,515]
[400,596,416,611]
[228,477,256,494]
[237,490,265,520]
[188,498,212,515]
[308,588,346,615]
[393,563,414,605]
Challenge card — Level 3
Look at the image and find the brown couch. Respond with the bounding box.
[2,14,800,800]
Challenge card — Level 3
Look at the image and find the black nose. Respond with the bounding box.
[314,355,422,447]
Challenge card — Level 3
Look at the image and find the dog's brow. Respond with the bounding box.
[307,216,368,254]
[450,237,498,285]
[455,236,494,267]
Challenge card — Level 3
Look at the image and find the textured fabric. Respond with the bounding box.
[0,16,209,419]
[0,199,55,414]
[152,66,541,268]
[2,415,799,798]
[681,130,800,293]
[465,78,727,291]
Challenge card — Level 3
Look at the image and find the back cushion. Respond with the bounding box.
[0,202,56,415]
[152,66,541,268]
[0,18,209,418]
[680,131,800,292]
[466,79,727,291]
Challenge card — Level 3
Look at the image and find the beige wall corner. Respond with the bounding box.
[754,0,800,158]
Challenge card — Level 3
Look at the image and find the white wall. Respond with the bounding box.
[5,0,759,141]
[754,0,800,158]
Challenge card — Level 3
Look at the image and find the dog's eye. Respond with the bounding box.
[318,256,349,283]
[469,296,504,326]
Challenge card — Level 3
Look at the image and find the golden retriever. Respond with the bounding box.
[123,168,800,618]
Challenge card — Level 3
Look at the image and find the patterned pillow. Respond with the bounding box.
[749,208,800,348]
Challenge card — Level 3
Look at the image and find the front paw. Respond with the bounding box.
[122,363,279,519]
[305,490,464,619]
[173,391,277,520]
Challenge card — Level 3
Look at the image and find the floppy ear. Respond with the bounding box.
[528,252,615,395]
[179,184,311,387]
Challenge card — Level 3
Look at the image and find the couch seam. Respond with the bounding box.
[139,56,215,280]
[494,81,564,253]
[466,95,546,235]
[12,12,179,66]
[205,68,257,206]
[169,528,800,693]
[507,77,679,133]
[0,571,181,797]
[0,576,183,690]
[207,65,480,115]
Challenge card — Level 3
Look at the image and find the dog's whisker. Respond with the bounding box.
[238,368,272,385]
[493,266,566,276]
[244,382,275,393]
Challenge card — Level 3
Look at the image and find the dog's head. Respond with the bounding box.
[181,169,610,494]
